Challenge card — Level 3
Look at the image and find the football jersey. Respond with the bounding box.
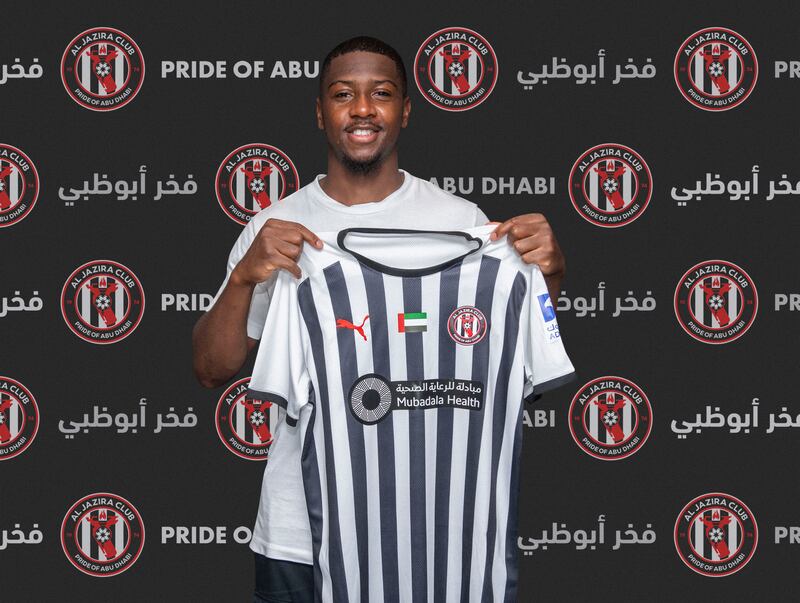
[247,224,575,603]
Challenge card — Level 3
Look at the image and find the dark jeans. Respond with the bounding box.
[253,553,314,603]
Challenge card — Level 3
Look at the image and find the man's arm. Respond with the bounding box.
[192,218,322,389]
[488,213,565,304]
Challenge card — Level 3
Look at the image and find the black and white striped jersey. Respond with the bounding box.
[247,225,575,602]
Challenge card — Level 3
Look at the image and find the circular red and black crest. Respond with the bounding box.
[215,143,299,225]
[568,376,652,460]
[569,143,652,228]
[0,144,39,228]
[0,376,39,461]
[61,260,145,345]
[448,305,488,345]
[674,27,758,111]
[61,492,145,577]
[674,492,757,577]
[674,260,758,344]
[414,27,498,112]
[215,377,276,461]
[61,27,145,111]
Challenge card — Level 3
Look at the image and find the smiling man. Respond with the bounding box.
[193,36,566,603]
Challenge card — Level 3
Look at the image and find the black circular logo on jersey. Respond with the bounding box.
[61,27,145,111]
[61,492,145,577]
[569,143,652,228]
[0,376,39,460]
[674,27,758,111]
[674,492,757,577]
[215,143,300,225]
[0,144,40,228]
[349,374,393,425]
[674,260,758,344]
[414,27,498,111]
[447,306,488,345]
[61,260,145,344]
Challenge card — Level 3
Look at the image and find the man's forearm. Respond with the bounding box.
[192,275,258,388]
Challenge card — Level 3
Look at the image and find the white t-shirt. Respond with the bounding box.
[211,169,490,564]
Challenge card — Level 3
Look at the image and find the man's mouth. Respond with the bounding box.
[346,125,381,143]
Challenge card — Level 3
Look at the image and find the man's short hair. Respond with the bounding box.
[320,36,408,98]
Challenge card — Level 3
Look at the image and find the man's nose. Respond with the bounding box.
[351,92,376,117]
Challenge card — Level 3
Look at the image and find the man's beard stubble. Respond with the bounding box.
[340,151,384,175]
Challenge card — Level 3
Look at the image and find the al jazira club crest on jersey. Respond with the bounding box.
[215,143,299,225]
[674,260,758,344]
[215,377,276,461]
[569,143,653,227]
[447,306,487,345]
[674,492,757,577]
[61,260,145,344]
[0,143,40,228]
[0,376,39,460]
[674,27,758,111]
[61,492,145,577]
[61,27,145,111]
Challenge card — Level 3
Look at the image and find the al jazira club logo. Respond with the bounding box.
[0,143,39,228]
[674,492,757,577]
[674,27,758,111]
[414,26,498,111]
[215,377,277,460]
[568,143,652,227]
[215,143,299,225]
[61,27,145,111]
[568,376,652,460]
[674,260,758,344]
[61,492,145,577]
[0,376,39,460]
[61,260,145,344]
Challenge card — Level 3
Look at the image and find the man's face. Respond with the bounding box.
[317,51,410,174]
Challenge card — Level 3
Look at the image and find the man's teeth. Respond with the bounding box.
[353,129,374,136]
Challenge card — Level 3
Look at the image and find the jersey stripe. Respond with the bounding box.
[432,262,461,603]
[481,271,526,600]
[324,262,370,602]
[402,276,428,603]
[460,255,501,602]
[298,280,350,603]
[360,264,400,599]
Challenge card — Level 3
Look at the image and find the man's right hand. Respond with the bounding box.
[230,218,323,285]
[192,218,321,389]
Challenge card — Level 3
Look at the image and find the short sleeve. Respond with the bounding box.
[208,217,275,340]
[521,265,576,402]
[473,205,490,225]
[245,270,311,426]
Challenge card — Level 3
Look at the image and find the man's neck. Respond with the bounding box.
[319,154,405,206]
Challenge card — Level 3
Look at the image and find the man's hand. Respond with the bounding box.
[192,218,322,389]
[489,213,565,303]
[230,218,323,286]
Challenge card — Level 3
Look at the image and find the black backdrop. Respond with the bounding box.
[2,1,799,600]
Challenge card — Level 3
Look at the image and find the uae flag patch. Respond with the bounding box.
[397,311,427,333]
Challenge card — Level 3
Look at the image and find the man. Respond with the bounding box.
[193,36,566,603]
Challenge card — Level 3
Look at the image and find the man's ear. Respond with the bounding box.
[401,96,411,128]
[316,97,324,130]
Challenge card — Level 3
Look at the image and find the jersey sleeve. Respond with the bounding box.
[245,270,311,426]
[208,216,275,340]
[521,264,576,402]
[473,205,490,225]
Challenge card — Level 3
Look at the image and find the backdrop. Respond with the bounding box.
[2,1,799,600]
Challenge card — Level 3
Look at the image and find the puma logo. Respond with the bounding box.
[336,315,369,341]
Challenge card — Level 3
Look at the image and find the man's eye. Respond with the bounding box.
[375,90,391,97]
[334,91,351,98]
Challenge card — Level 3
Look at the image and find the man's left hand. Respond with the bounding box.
[489,213,565,303]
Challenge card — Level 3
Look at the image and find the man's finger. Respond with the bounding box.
[291,222,323,249]
[511,234,544,255]
[489,218,516,240]
[271,255,302,279]
[273,239,303,260]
